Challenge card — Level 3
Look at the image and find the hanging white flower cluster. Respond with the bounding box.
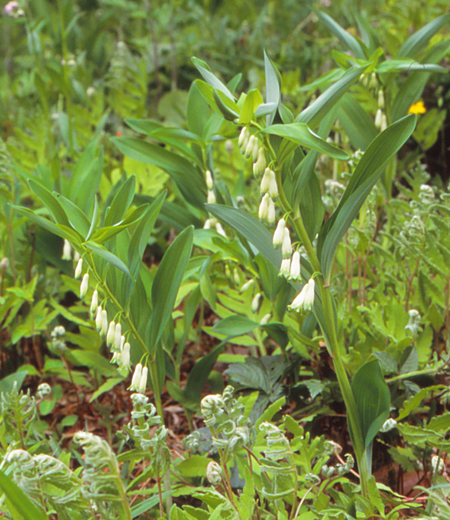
[103,319,131,374]
[237,127,276,225]
[204,169,227,237]
[272,219,301,281]
[289,278,315,312]
[129,363,148,394]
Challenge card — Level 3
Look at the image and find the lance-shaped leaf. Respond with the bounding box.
[191,56,235,100]
[337,94,378,151]
[318,114,416,280]
[397,13,450,58]
[28,178,71,228]
[316,11,365,58]
[295,65,368,128]
[264,51,281,126]
[262,123,349,160]
[112,136,206,208]
[85,241,133,280]
[213,315,260,337]
[147,226,194,356]
[351,359,390,449]
[103,175,136,227]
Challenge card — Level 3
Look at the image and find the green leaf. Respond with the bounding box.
[112,137,206,208]
[239,89,264,124]
[0,469,47,520]
[213,315,260,337]
[295,66,368,128]
[205,204,281,268]
[103,175,136,227]
[12,205,82,245]
[225,357,272,394]
[147,226,194,355]
[376,59,446,73]
[128,192,165,279]
[264,51,281,126]
[85,241,133,279]
[0,371,28,393]
[261,123,349,159]
[28,178,71,227]
[191,57,235,100]
[182,342,225,408]
[187,81,210,138]
[53,193,91,238]
[337,94,378,151]
[397,14,450,58]
[391,39,450,121]
[316,11,364,58]
[351,359,390,448]
[318,114,416,279]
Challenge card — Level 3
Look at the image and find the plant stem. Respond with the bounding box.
[274,166,370,498]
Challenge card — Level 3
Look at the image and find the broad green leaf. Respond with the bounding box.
[351,359,390,448]
[213,315,260,337]
[397,14,450,58]
[239,89,264,124]
[295,65,367,128]
[338,94,379,151]
[376,59,446,73]
[112,137,206,208]
[128,192,165,279]
[391,39,450,121]
[103,175,136,227]
[53,193,91,238]
[187,81,210,138]
[225,357,272,394]
[191,57,235,100]
[205,204,281,267]
[263,123,348,159]
[147,226,194,355]
[85,241,133,279]
[182,342,225,407]
[90,204,150,244]
[316,11,364,58]
[264,51,281,126]
[0,469,47,520]
[319,114,416,279]
[0,371,27,394]
[12,205,82,245]
[255,102,278,117]
[28,178,71,227]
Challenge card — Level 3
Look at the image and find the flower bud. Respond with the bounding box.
[289,279,315,312]
[114,323,122,352]
[238,127,249,149]
[90,290,98,317]
[74,258,83,279]
[205,170,214,190]
[95,306,103,331]
[380,114,387,131]
[106,321,116,348]
[258,194,270,221]
[207,189,216,204]
[130,363,143,391]
[281,228,292,258]
[100,310,108,337]
[240,279,254,293]
[216,223,227,238]
[279,258,291,278]
[273,219,285,247]
[251,292,262,313]
[260,168,272,195]
[121,342,131,370]
[80,273,89,299]
[245,135,257,159]
[62,239,72,261]
[267,197,276,224]
[268,171,278,199]
[289,251,301,280]
[378,90,385,109]
[138,366,148,393]
[253,147,266,176]
[375,108,383,129]
[260,313,271,325]
[0,257,9,270]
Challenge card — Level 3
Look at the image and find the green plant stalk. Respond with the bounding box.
[86,253,173,513]
[274,167,370,498]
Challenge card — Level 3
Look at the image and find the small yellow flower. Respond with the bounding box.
[408,101,426,115]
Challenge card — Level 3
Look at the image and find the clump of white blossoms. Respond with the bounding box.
[204,169,227,238]
[289,279,315,312]
[129,363,148,393]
